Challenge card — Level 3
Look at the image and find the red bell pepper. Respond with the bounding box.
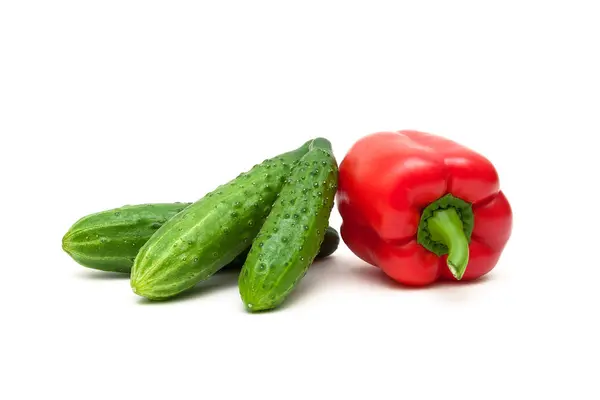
[337,130,512,286]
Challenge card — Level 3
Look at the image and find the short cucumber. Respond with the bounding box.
[239,138,338,312]
[62,202,339,274]
[62,203,190,273]
[130,141,311,300]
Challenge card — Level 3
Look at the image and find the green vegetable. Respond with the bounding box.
[62,202,339,274]
[222,226,340,271]
[130,141,311,300]
[62,203,190,273]
[239,138,338,312]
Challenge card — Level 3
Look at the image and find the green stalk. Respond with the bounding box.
[426,208,469,280]
[417,194,474,280]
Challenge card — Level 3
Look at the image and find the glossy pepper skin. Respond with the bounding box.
[337,130,512,286]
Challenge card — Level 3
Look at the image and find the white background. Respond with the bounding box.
[1,1,599,399]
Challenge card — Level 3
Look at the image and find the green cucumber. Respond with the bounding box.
[62,203,190,273]
[130,141,311,300]
[239,138,338,312]
[62,202,339,274]
[222,226,340,270]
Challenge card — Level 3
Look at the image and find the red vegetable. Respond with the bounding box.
[337,130,512,285]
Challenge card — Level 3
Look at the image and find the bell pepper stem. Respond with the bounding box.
[426,208,469,280]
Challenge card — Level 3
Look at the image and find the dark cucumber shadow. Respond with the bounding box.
[136,268,241,305]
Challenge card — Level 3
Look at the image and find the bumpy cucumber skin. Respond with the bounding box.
[62,203,190,273]
[239,139,338,312]
[130,144,310,300]
[221,226,340,271]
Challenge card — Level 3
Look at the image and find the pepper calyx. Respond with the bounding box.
[417,194,474,279]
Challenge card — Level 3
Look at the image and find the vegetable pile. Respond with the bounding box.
[63,138,339,312]
[63,131,513,312]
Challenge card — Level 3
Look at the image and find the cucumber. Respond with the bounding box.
[62,203,190,273]
[222,226,340,271]
[130,141,311,300]
[239,138,338,312]
[316,226,340,259]
[62,202,339,274]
